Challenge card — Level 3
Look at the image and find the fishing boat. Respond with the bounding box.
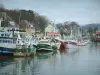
[24,36,39,47]
[54,37,66,49]
[66,38,78,49]
[30,36,39,46]
[0,31,15,56]
[0,31,23,56]
[66,25,90,49]
[14,35,37,57]
[36,37,54,52]
[77,39,90,46]
[66,37,91,49]
[13,44,36,57]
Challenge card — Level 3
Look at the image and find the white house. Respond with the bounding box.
[0,18,17,31]
[45,23,60,38]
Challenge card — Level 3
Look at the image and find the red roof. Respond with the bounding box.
[96,32,100,34]
[48,32,60,34]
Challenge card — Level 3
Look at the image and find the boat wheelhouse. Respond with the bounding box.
[0,30,25,56]
[0,31,17,56]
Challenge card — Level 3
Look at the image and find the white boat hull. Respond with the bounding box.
[66,39,90,49]
[66,44,78,49]
[56,43,61,49]
[0,43,16,49]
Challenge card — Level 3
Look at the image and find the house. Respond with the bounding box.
[0,18,17,31]
[19,20,34,36]
[45,22,60,38]
[19,20,41,37]
[0,12,17,31]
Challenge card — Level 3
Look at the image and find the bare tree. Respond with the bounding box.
[35,15,49,33]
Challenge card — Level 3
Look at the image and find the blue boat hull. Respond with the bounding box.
[0,52,13,56]
[0,47,15,56]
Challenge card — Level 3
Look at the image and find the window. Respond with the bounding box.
[39,38,41,40]
[5,40,7,43]
[1,34,4,37]
[3,40,8,43]
[18,41,19,44]
[7,40,10,43]
[5,34,9,37]
[8,40,12,43]
[3,40,5,43]
[13,40,16,44]
[10,41,12,43]
[0,40,2,43]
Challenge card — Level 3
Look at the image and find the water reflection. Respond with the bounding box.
[36,52,53,59]
[59,48,67,55]
[0,43,100,75]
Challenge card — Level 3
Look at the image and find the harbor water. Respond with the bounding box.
[0,43,100,75]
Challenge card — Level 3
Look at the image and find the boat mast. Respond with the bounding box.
[19,10,21,25]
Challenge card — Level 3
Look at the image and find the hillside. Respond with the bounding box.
[0,8,49,32]
[81,23,100,30]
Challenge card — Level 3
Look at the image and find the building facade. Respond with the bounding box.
[45,23,60,38]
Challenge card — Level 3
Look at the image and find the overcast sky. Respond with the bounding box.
[0,0,100,25]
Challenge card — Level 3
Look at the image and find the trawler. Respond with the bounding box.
[0,30,24,56]
[36,37,54,52]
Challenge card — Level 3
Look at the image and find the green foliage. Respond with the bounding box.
[87,27,93,33]
[87,27,98,35]
[56,23,63,29]
[82,24,100,31]
[56,21,80,37]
